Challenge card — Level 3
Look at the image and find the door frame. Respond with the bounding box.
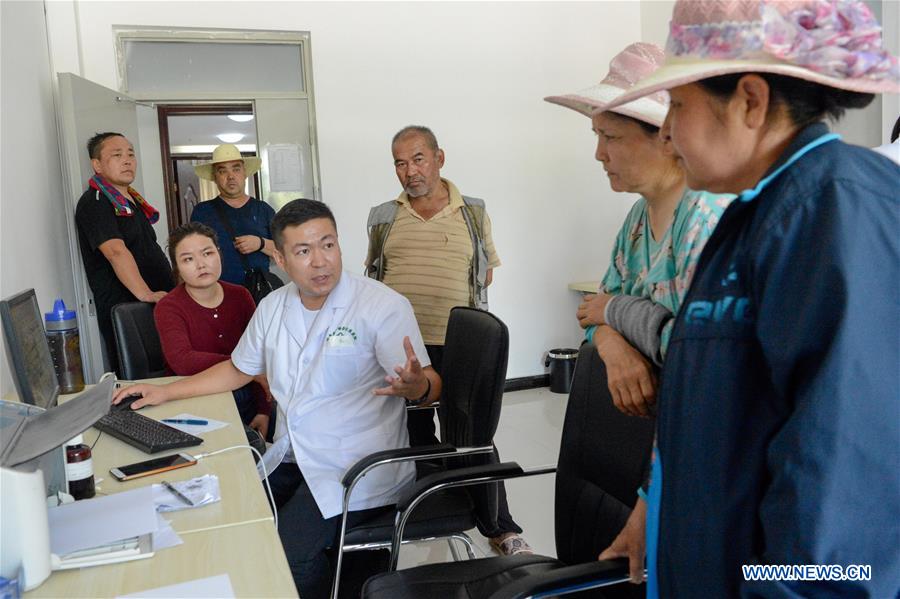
[114,27,321,203]
[156,103,255,231]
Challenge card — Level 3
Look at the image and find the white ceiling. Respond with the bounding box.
[166,114,258,148]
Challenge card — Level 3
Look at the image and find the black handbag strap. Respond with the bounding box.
[210,199,252,272]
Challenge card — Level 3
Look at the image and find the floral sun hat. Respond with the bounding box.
[604,0,899,114]
[544,42,670,127]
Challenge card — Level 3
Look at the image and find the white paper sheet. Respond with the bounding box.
[151,514,182,551]
[267,143,304,191]
[152,474,221,512]
[160,413,227,436]
[48,485,158,556]
[117,574,235,599]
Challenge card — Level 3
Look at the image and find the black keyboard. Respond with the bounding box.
[95,410,203,454]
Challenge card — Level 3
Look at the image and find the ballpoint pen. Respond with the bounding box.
[161,418,208,426]
[161,480,195,507]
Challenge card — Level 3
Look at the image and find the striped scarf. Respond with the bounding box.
[89,175,159,224]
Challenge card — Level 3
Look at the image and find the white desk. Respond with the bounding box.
[26,520,295,598]
[83,379,273,534]
[26,382,297,598]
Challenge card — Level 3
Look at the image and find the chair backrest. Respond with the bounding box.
[554,343,655,567]
[110,302,168,380]
[438,307,509,448]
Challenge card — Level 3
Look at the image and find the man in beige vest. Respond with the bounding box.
[365,125,531,556]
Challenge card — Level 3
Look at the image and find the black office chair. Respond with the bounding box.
[110,302,168,380]
[361,342,656,599]
[331,307,510,599]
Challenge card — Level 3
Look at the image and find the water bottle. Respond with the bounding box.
[45,299,85,394]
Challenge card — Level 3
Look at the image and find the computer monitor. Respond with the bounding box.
[0,289,59,408]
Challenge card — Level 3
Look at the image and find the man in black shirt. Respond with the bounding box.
[75,132,174,374]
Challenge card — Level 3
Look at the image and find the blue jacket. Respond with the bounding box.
[655,123,900,597]
[190,197,275,285]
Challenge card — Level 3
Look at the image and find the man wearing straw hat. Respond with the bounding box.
[190,144,277,290]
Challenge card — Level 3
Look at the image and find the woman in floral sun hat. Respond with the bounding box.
[546,43,733,420]
[597,1,900,597]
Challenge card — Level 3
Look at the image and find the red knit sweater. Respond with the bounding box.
[154,281,269,416]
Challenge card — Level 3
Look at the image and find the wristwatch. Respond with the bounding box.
[407,378,431,406]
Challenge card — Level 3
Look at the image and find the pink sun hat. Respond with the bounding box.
[544,42,670,127]
[605,0,900,114]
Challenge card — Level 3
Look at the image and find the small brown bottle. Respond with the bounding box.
[65,435,95,500]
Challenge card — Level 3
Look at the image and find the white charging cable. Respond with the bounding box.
[195,444,278,531]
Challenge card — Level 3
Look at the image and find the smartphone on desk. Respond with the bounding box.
[110,452,197,481]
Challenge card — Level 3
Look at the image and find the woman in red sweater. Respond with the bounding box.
[155,222,270,435]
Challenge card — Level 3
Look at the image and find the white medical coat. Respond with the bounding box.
[231,271,425,518]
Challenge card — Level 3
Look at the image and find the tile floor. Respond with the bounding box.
[397,386,569,569]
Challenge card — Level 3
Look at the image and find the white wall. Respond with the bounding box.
[641,0,675,45]
[0,1,645,385]
[881,0,899,142]
[0,0,78,398]
[5,0,894,390]
[38,0,643,379]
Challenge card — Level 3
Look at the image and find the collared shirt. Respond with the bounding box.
[382,179,500,345]
[231,271,427,518]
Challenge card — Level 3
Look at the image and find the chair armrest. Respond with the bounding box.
[406,401,439,411]
[396,461,523,511]
[341,443,496,488]
[387,461,556,569]
[341,443,455,487]
[488,558,633,599]
[396,461,556,512]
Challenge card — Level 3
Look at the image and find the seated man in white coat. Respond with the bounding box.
[114,199,440,599]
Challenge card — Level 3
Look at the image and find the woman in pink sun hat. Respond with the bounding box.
[546,43,733,421]
[597,1,900,598]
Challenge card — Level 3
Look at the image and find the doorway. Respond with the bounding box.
[156,104,262,232]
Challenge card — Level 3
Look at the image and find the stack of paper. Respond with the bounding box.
[47,485,182,569]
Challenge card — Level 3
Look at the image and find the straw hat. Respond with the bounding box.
[605,0,899,114]
[194,144,262,181]
[545,42,669,127]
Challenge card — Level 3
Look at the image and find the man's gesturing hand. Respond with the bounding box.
[373,336,429,400]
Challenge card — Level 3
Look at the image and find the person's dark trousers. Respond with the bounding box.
[232,384,259,426]
[405,345,442,446]
[407,344,523,538]
[267,462,390,599]
[97,306,121,376]
[233,384,277,441]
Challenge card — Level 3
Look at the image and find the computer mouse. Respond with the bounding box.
[113,393,145,411]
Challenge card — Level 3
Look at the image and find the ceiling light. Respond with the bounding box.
[227,114,254,123]
[216,133,244,143]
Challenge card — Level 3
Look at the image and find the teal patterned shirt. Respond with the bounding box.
[590,188,733,358]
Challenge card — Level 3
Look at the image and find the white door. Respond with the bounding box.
[56,73,144,382]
